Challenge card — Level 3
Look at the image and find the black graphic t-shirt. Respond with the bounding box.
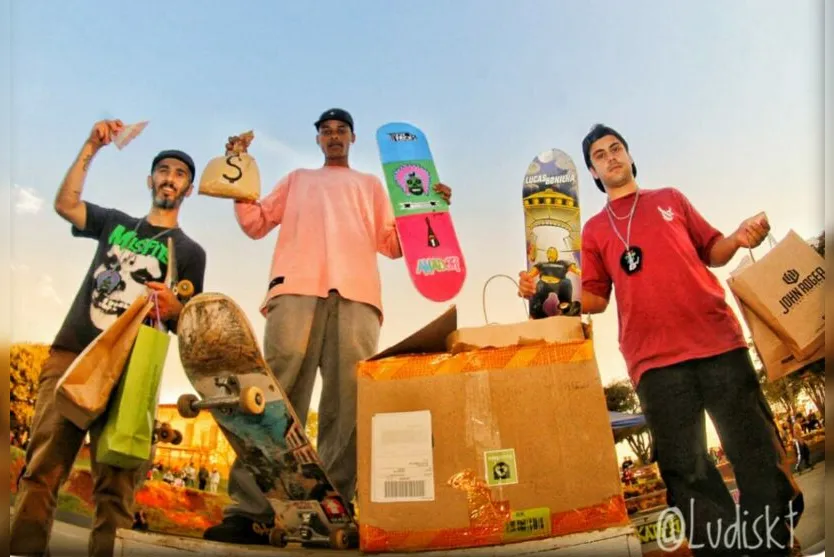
[52,202,207,354]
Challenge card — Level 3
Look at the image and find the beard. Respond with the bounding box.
[151,182,187,209]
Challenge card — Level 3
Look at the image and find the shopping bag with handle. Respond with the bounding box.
[729,255,824,382]
[95,291,170,469]
[55,291,153,429]
[726,228,825,363]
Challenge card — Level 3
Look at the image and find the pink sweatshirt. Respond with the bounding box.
[234,166,402,322]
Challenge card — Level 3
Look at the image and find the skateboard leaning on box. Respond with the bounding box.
[376,122,466,302]
[522,149,582,319]
[175,292,358,550]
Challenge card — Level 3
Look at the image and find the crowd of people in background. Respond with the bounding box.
[146,461,221,492]
[780,411,822,474]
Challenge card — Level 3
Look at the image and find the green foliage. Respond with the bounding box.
[603,379,653,465]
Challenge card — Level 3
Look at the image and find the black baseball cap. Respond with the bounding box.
[151,150,196,181]
[314,108,354,132]
[581,124,637,192]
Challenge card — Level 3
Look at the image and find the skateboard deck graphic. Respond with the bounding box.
[376,122,466,302]
[176,293,358,549]
[522,149,582,319]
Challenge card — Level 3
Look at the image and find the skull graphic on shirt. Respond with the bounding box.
[90,244,163,330]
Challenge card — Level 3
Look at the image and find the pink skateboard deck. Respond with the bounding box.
[376,122,466,302]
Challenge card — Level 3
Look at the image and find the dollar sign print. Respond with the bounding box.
[223,155,243,183]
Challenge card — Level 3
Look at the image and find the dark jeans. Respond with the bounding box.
[636,348,803,556]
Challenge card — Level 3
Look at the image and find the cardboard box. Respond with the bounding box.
[356,307,628,554]
[446,314,591,353]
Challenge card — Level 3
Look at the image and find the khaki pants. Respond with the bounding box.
[223,291,380,522]
[10,348,143,557]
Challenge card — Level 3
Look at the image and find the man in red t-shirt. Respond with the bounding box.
[518,124,803,556]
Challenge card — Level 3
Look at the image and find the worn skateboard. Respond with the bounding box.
[522,149,582,319]
[376,122,466,302]
[175,293,358,550]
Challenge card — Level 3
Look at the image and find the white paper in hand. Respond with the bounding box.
[113,121,149,150]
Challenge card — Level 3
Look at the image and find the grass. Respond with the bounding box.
[10,444,231,538]
[57,491,94,517]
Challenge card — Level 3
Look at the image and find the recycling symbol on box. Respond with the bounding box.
[493,461,511,480]
[484,449,518,487]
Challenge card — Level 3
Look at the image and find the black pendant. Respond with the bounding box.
[620,246,643,275]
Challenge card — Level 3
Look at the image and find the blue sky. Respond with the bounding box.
[4,1,827,455]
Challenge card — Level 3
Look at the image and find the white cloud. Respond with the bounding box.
[11,263,63,306]
[13,184,45,215]
[37,273,63,306]
[10,262,30,274]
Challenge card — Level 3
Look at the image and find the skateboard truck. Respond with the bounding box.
[176,375,266,419]
[267,515,358,550]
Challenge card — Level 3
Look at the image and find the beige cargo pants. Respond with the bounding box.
[10,348,145,557]
[222,290,381,522]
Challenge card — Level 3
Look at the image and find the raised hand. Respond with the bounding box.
[87,119,124,151]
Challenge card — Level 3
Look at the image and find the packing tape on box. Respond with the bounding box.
[357,339,594,380]
[455,369,509,534]
[358,340,630,552]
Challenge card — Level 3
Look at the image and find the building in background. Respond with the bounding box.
[154,404,236,476]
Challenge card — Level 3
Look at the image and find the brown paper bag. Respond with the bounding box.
[55,292,153,429]
[198,131,261,201]
[731,287,824,382]
[726,230,825,361]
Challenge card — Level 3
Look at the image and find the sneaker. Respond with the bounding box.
[203,514,272,545]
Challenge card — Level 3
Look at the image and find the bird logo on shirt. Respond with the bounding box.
[658,206,675,222]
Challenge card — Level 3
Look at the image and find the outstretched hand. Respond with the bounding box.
[434,182,452,204]
[517,270,535,299]
[87,119,124,151]
[146,282,183,322]
[733,212,770,249]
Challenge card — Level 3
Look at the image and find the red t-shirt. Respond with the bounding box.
[582,187,747,387]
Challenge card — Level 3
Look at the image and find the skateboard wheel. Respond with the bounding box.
[329,528,350,550]
[239,386,266,415]
[171,430,183,445]
[175,279,194,301]
[177,393,200,419]
[158,423,173,442]
[268,528,288,547]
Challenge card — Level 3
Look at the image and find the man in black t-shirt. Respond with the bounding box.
[10,119,206,557]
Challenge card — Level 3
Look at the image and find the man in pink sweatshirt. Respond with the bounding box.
[204,108,452,545]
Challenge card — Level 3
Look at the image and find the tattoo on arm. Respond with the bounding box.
[81,154,92,171]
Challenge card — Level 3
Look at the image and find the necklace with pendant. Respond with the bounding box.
[605,190,643,275]
[94,218,177,295]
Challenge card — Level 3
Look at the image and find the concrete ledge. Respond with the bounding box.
[114,524,641,556]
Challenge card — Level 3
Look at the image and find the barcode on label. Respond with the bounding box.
[506,517,546,534]
[383,480,426,499]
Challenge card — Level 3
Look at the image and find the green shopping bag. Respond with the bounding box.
[95,318,170,469]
